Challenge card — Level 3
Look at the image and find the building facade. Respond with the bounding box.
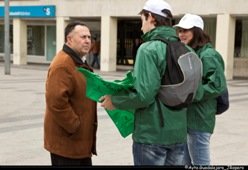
[0,0,248,80]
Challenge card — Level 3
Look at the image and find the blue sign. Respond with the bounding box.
[0,5,56,18]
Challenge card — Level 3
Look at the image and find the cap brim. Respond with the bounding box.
[173,24,193,29]
[138,9,144,15]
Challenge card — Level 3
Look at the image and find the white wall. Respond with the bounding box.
[1,0,248,17]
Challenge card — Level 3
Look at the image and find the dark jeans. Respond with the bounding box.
[50,153,92,166]
[91,53,100,68]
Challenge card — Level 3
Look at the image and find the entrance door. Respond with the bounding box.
[46,26,56,61]
[117,20,142,66]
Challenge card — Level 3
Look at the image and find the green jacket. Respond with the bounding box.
[111,26,187,145]
[187,43,227,133]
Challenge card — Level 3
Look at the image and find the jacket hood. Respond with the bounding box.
[142,26,178,42]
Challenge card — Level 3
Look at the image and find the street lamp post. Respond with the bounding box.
[4,0,10,75]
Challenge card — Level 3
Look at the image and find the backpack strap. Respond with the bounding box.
[152,36,184,84]
[151,37,174,128]
[150,37,169,128]
[152,37,185,127]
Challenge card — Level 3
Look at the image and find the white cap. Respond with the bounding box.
[174,13,204,30]
[142,0,172,18]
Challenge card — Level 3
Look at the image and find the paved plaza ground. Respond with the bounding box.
[0,63,247,166]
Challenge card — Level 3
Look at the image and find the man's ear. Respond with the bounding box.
[66,35,73,44]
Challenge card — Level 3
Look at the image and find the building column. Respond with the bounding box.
[56,17,68,53]
[100,16,117,71]
[13,19,27,65]
[215,14,235,80]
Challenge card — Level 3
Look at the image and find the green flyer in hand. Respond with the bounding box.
[77,67,134,138]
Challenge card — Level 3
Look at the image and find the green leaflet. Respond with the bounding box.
[77,67,134,138]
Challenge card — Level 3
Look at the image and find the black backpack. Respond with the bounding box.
[154,37,202,110]
[216,88,229,115]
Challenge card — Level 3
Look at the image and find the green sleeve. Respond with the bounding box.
[194,48,227,102]
[112,43,165,110]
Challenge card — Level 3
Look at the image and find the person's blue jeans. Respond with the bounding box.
[91,53,100,68]
[184,129,211,165]
[133,142,185,166]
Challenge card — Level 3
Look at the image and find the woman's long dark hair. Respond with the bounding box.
[188,27,211,50]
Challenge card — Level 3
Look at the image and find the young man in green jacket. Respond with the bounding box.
[101,0,187,166]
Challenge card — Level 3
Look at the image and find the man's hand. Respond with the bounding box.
[100,95,116,110]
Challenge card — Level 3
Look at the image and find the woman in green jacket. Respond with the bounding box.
[174,13,227,165]
[100,0,187,166]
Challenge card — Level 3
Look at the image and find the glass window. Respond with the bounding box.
[240,19,248,58]
[234,20,242,57]
[0,25,13,53]
[117,20,142,65]
[27,26,44,55]
[235,19,248,58]
[204,18,216,47]
[46,25,56,61]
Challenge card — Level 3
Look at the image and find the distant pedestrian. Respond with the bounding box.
[90,37,100,69]
[132,38,141,66]
[174,13,227,165]
[44,21,97,166]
